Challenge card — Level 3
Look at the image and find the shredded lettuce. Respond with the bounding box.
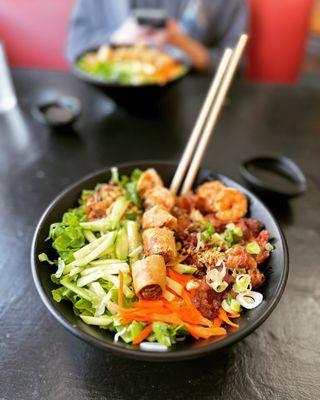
[152,322,186,347]
[38,253,55,265]
[111,168,143,208]
[115,320,145,343]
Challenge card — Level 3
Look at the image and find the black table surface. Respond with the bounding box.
[1,69,319,400]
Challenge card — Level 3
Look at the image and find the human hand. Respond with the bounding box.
[111,17,167,46]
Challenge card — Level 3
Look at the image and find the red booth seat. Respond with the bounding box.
[0,0,74,70]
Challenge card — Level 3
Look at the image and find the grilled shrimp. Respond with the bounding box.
[137,168,163,197]
[197,181,225,212]
[213,188,247,221]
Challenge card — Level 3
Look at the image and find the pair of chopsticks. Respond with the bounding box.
[170,34,248,196]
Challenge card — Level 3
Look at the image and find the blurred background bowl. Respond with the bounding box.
[71,45,190,111]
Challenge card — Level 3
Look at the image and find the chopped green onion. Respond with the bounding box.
[233,226,243,238]
[265,242,274,252]
[236,291,263,309]
[206,266,226,284]
[226,223,235,230]
[246,241,261,255]
[222,298,241,313]
[233,274,251,293]
[211,280,228,293]
[125,210,137,220]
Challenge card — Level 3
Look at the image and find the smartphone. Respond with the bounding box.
[134,8,167,29]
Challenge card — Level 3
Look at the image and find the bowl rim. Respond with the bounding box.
[31,160,289,361]
[71,45,190,89]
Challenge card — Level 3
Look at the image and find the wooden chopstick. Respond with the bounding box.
[180,34,248,195]
[169,48,233,195]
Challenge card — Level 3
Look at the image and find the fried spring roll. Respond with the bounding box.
[136,169,163,197]
[132,255,166,300]
[142,205,177,231]
[144,186,175,211]
[142,228,177,262]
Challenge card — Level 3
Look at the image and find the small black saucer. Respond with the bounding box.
[240,155,307,198]
[32,96,81,128]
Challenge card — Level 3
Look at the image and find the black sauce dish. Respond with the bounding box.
[32,96,82,129]
[31,161,289,361]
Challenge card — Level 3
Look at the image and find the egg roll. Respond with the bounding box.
[142,205,177,231]
[144,186,175,211]
[132,255,166,300]
[136,169,163,197]
[142,227,177,262]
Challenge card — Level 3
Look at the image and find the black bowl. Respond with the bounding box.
[31,161,288,361]
[71,46,190,110]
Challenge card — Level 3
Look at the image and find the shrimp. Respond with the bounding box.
[197,181,225,212]
[213,188,247,221]
[136,168,163,197]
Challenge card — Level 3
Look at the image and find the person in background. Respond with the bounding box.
[67,0,248,71]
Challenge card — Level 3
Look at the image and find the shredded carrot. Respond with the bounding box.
[213,318,222,328]
[167,268,194,286]
[132,324,153,344]
[227,312,240,319]
[131,300,164,308]
[218,307,239,328]
[116,278,239,340]
[118,271,124,308]
[185,323,226,339]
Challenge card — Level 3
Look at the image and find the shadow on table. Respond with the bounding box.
[75,342,239,399]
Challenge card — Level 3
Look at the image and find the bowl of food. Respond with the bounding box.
[72,44,189,109]
[31,161,288,361]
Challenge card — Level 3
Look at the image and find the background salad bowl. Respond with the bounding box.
[31,161,288,361]
[71,45,190,110]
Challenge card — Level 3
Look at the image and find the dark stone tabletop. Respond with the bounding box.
[1,69,319,400]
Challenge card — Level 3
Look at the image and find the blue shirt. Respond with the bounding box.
[66,0,248,65]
